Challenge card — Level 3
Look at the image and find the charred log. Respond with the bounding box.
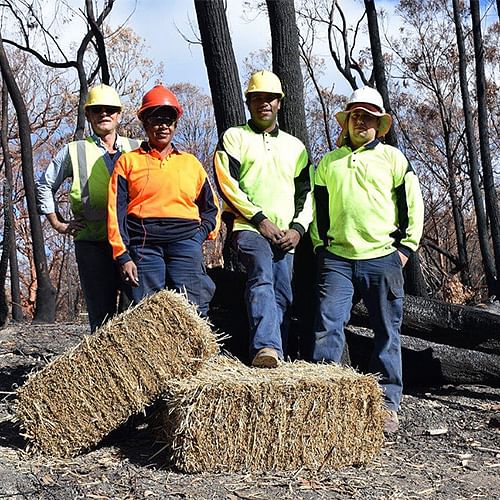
[346,327,500,387]
[351,295,500,355]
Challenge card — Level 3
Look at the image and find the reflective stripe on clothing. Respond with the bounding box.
[214,121,313,235]
[69,136,140,221]
[310,139,424,259]
[36,133,140,242]
[108,146,220,263]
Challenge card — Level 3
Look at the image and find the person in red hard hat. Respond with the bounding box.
[107,85,220,315]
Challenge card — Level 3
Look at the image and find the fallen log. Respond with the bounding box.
[351,295,500,355]
[345,326,500,387]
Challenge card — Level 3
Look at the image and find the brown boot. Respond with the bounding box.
[252,348,279,368]
[383,410,399,434]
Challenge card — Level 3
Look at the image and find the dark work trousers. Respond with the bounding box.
[128,231,215,316]
[74,240,124,333]
[313,250,404,411]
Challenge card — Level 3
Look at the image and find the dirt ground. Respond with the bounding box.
[0,323,499,499]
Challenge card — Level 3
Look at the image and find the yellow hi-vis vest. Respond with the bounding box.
[68,136,140,241]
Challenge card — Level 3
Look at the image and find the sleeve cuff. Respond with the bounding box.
[116,252,132,265]
[290,222,305,237]
[250,211,267,226]
[396,245,412,258]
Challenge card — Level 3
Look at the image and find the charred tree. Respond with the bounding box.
[194,0,246,137]
[452,0,496,296]
[470,0,500,298]
[266,0,310,149]
[0,36,56,322]
[346,327,500,387]
[364,0,428,297]
[364,0,398,147]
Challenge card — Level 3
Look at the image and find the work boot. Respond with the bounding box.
[252,348,279,368]
[383,409,399,434]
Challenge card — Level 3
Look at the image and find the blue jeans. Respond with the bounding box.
[75,240,124,332]
[128,232,215,316]
[233,230,293,359]
[313,250,404,410]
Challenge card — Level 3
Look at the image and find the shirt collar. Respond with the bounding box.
[90,132,122,151]
[139,141,180,156]
[347,138,380,152]
[248,119,280,137]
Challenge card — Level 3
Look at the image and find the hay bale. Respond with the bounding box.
[156,356,385,472]
[16,290,219,457]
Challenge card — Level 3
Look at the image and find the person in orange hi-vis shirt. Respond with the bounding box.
[107,85,220,315]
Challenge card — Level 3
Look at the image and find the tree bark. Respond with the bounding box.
[452,0,496,296]
[266,0,310,149]
[470,0,500,298]
[0,36,56,322]
[351,295,500,355]
[194,0,246,137]
[364,0,398,147]
[346,327,500,387]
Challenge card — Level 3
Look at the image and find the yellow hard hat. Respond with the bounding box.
[84,84,122,109]
[245,70,284,98]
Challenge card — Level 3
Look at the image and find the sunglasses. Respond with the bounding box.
[88,106,121,115]
[146,116,176,127]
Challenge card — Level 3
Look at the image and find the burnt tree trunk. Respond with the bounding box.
[364,0,428,297]
[266,0,309,149]
[364,0,398,147]
[194,0,246,137]
[452,0,496,296]
[470,0,500,298]
[266,0,315,359]
[0,36,56,322]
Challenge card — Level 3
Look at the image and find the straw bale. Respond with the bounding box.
[156,356,385,472]
[16,290,219,458]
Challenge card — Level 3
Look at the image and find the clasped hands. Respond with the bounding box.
[257,219,300,252]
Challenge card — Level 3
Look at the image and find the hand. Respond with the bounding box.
[121,261,139,287]
[257,219,285,245]
[48,214,85,236]
[398,251,409,267]
[277,229,301,252]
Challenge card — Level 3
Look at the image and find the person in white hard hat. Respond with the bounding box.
[36,84,141,332]
[214,70,313,368]
[310,86,425,433]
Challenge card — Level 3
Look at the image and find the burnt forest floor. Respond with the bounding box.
[0,323,499,499]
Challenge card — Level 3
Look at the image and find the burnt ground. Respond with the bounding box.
[0,323,499,499]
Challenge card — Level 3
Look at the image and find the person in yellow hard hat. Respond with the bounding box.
[309,86,425,434]
[107,85,220,315]
[214,70,313,368]
[36,84,141,332]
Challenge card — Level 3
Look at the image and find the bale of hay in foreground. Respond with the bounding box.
[156,356,385,472]
[16,290,219,458]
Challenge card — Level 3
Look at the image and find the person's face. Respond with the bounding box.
[143,109,177,150]
[347,109,379,149]
[85,105,121,136]
[246,92,281,130]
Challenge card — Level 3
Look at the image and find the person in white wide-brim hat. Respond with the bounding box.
[310,86,425,435]
[335,86,393,147]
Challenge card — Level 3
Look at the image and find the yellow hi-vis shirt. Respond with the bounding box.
[310,140,424,259]
[214,121,313,237]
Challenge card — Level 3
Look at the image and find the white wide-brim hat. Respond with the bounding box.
[335,101,392,147]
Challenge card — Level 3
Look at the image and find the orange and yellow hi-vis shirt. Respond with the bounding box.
[108,143,220,265]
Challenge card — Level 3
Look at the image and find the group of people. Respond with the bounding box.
[36,71,424,434]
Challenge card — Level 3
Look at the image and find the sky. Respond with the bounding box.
[109,0,273,95]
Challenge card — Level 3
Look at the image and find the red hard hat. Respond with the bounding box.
[137,85,183,120]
